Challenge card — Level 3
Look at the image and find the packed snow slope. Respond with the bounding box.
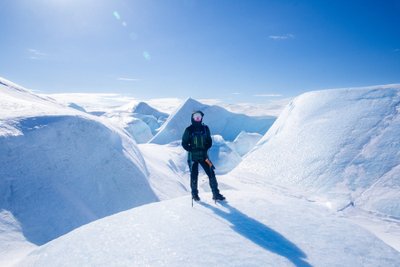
[138,142,189,200]
[0,78,158,246]
[234,85,400,219]
[150,97,275,144]
[17,191,400,267]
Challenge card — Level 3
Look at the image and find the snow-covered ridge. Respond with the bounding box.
[0,77,33,94]
[0,77,75,121]
[234,85,400,219]
[0,79,158,249]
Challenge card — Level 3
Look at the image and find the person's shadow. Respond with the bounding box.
[199,201,312,267]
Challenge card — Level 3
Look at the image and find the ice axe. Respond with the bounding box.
[205,158,215,170]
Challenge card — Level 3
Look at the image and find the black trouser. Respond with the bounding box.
[190,159,220,197]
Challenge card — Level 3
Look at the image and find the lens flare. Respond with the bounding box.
[143,51,151,61]
[113,11,121,20]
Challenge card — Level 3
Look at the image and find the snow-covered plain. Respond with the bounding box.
[1,77,400,266]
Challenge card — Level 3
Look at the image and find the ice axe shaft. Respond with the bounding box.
[205,158,215,170]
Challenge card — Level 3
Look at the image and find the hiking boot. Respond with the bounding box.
[212,194,225,201]
[192,195,200,201]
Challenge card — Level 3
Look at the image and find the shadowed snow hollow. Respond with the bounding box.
[0,80,158,245]
[233,85,400,218]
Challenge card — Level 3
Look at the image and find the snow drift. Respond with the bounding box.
[150,98,275,144]
[138,142,189,200]
[17,191,400,267]
[229,131,263,157]
[233,85,400,218]
[0,79,158,246]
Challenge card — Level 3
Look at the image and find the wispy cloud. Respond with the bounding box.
[232,92,241,95]
[394,48,400,53]
[269,34,295,40]
[253,94,283,97]
[117,77,140,81]
[28,48,47,60]
[198,98,223,106]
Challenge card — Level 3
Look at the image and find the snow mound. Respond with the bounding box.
[230,131,263,156]
[234,85,400,218]
[17,191,400,267]
[208,135,242,174]
[133,102,169,123]
[130,101,169,134]
[134,114,162,134]
[103,101,169,143]
[150,98,275,144]
[0,81,158,245]
[105,113,154,143]
[0,211,36,267]
[138,142,189,200]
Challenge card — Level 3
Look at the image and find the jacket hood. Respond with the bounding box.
[191,110,204,124]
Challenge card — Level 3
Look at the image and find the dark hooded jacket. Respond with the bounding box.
[181,111,212,160]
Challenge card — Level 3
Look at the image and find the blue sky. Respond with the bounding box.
[1,0,399,102]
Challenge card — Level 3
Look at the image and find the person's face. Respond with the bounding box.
[193,113,202,122]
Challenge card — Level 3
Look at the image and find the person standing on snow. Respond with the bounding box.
[181,111,225,202]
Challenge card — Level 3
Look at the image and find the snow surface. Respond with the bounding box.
[0,79,158,263]
[104,113,154,143]
[133,102,169,122]
[233,85,400,219]
[150,97,275,144]
[16,191,400,267]
[208,135,242,174]
[102,101,169,143]
[138,142,189,200]
[0,211,36,267]
[230,131,263,157]
[2,77,400,266]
